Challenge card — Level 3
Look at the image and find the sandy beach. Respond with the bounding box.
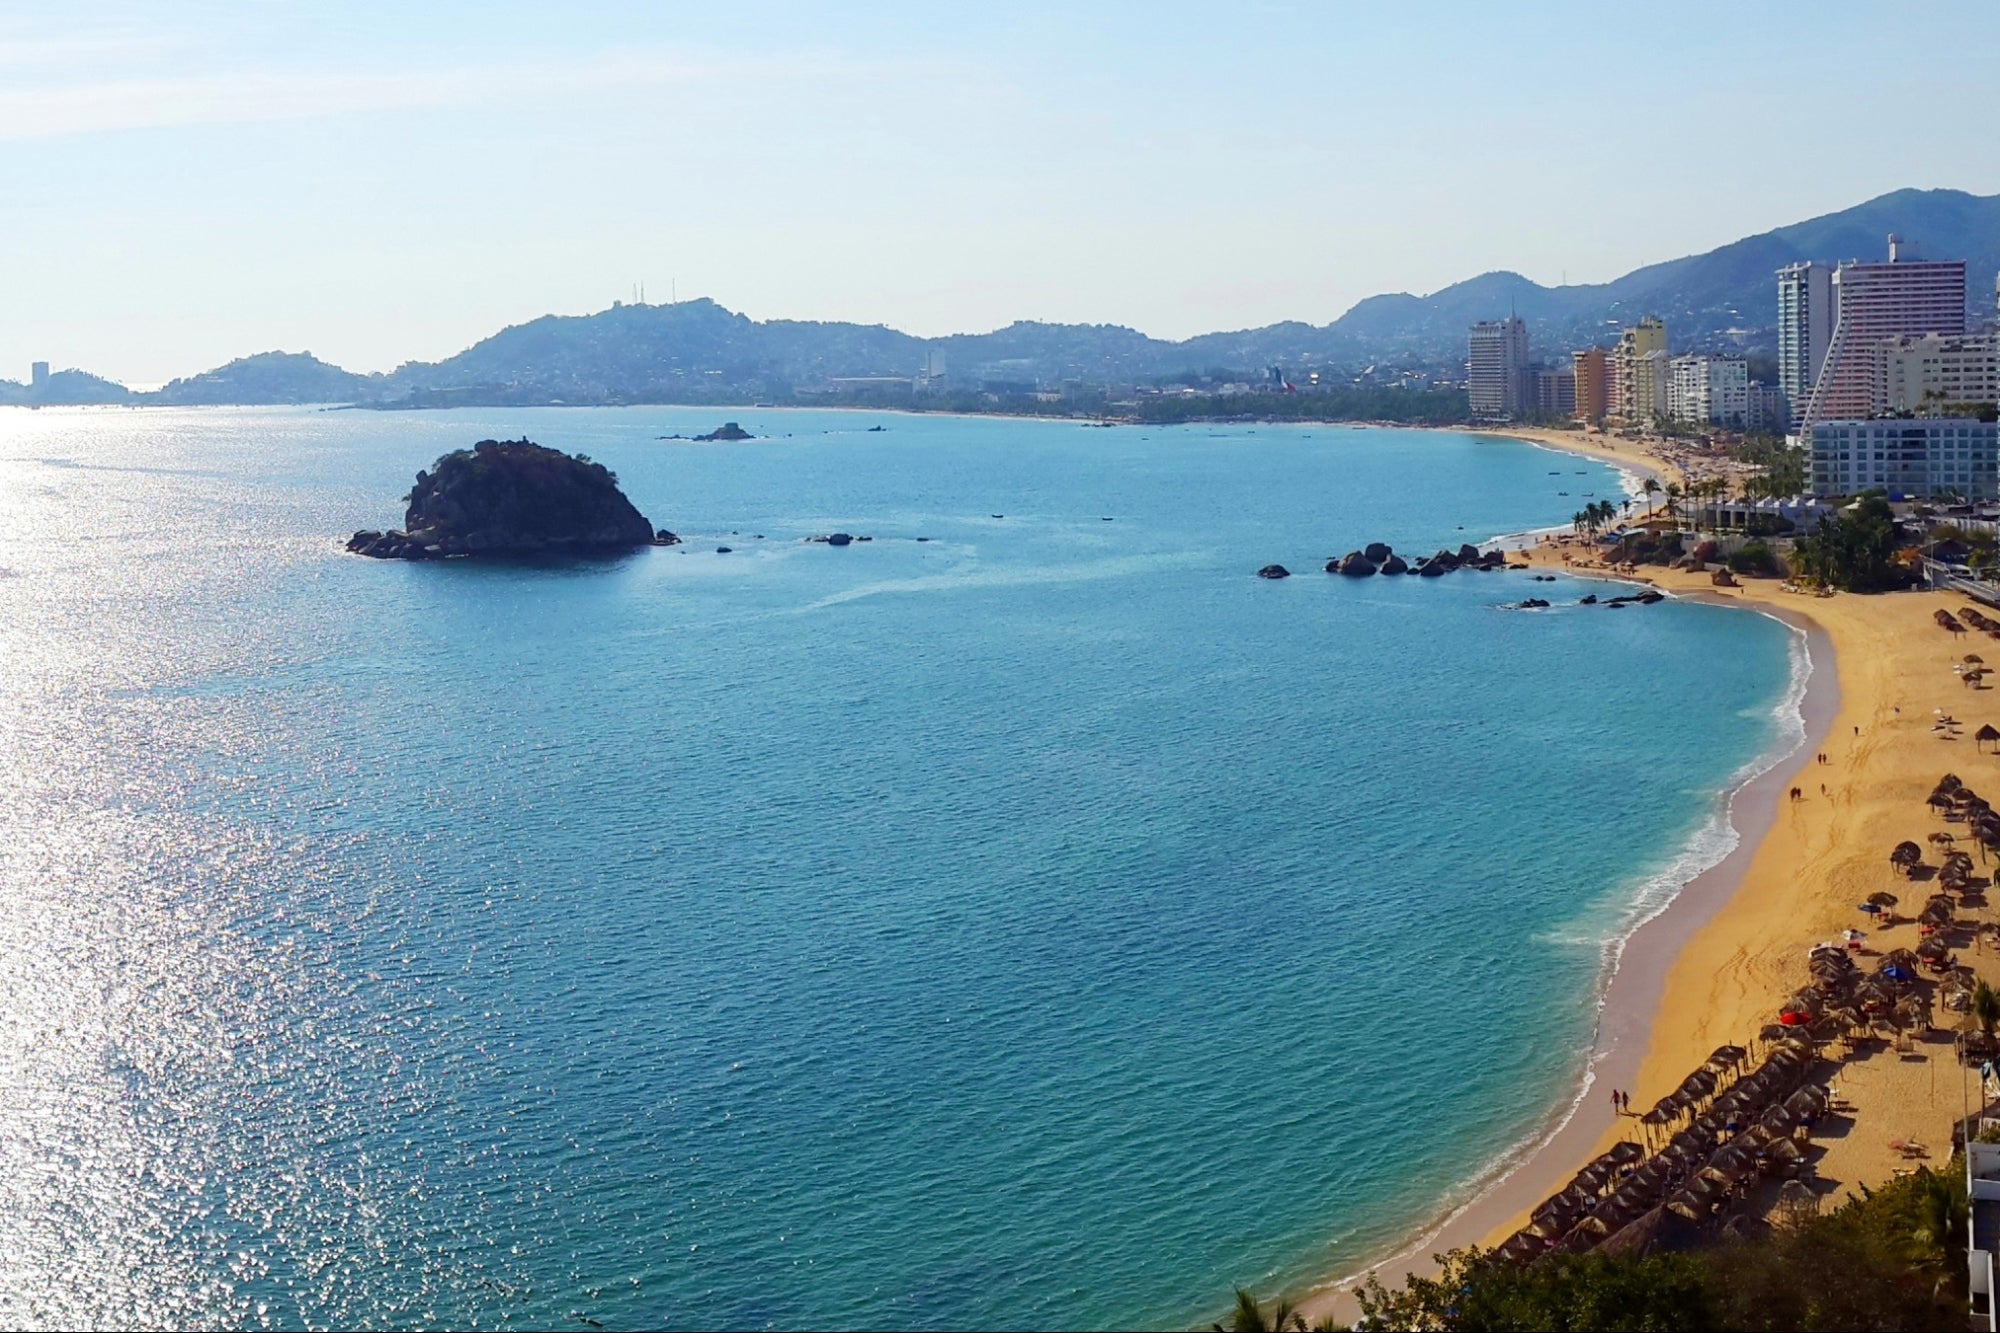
[1298,429,1996,1326]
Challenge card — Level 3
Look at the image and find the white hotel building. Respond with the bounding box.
[1667,354,1749,427]
[1808,417,1999,500]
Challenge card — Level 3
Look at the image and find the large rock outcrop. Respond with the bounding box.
[347,438,663,560]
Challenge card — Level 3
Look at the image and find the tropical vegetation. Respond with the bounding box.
[1225,1161,1970,1330]
[1790,494,1911,592]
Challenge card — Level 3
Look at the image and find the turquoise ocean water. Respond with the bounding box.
[0,408,1797,1330]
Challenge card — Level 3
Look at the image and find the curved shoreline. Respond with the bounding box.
[1292,591,1834,1324]
[1289,427,1830,1326]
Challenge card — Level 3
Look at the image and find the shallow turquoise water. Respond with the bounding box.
[0,407,1794,1329]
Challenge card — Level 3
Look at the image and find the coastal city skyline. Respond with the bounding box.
[18,7,2000,1331]
[9,0,2000,383]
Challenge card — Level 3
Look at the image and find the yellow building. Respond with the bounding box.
[1613,318,1667,426]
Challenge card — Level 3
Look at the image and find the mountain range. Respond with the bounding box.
[7,187,1996,408]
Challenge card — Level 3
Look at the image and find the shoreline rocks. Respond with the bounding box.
[1257,564,1291,579]
[1318,541,1509,580]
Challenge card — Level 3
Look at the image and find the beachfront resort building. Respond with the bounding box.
[1746,383,1790,434]
[1572,347,1610,423]
[1799,238,1968,427]
[1807,417,1999,500]
[1612,318,1667,426]
[1874,333,2000,414]
[1968,1140,2000,1329]
[1534,366,1576,418]
[1628,349,1673,426]
[1468,317,1530,417]
[1667,354,1750,428]
[1776,262,1833,407]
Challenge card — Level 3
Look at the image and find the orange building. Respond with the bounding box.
[1572,347,1611,424]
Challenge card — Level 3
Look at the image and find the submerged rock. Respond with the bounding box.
[1257,564,1291,580]
[1379,553,1410,576]
[348,439,661,560]
[1335,552,1378,577]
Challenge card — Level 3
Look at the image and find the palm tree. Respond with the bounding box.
[1975,980,2000,1039]
[1663,481,1684,531]
[1215,1287,1305,1333]
[1641,476,1662,515]
[1908,1167,1968,1272]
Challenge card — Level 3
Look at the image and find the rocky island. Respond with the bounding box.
[347,438,676,560]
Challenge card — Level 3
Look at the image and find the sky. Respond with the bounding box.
[6,1,2000,386]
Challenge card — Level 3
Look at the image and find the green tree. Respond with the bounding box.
[1974,980,2000,1038]
[1792,494,1910,592]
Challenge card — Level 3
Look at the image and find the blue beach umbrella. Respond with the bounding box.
[1858,902,1883,915]
[1883,965,1915,982]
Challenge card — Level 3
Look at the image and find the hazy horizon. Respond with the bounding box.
[10,0,2000,384]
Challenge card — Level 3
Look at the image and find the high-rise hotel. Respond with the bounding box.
[1775,262,1832,409]
[1467,317,1530,418]
[1798,237,1966,427]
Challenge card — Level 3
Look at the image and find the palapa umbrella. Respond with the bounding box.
[1891,841,1924,872]
[1676,1069,1717,1100]
[1968,654,1986,665]
[1666,1190,1708,1222]
[1982,723,2000,752]
[1551,1226,1598,1255]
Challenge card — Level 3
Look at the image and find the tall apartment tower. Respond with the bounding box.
[1775,263,1832,406]
[1612,318,1667,425]
[30,361,48,393]
[1468,317,1529,417]
[1798,236,1967,427]
[1572,347,1611,423]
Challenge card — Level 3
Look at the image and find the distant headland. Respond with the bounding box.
[10,187,1998,419]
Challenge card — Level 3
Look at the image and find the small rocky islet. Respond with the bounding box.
[347,438,678,561]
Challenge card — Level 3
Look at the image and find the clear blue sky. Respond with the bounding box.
[7,0,1999,385]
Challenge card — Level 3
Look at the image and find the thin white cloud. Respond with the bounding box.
[0,48,897,142]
